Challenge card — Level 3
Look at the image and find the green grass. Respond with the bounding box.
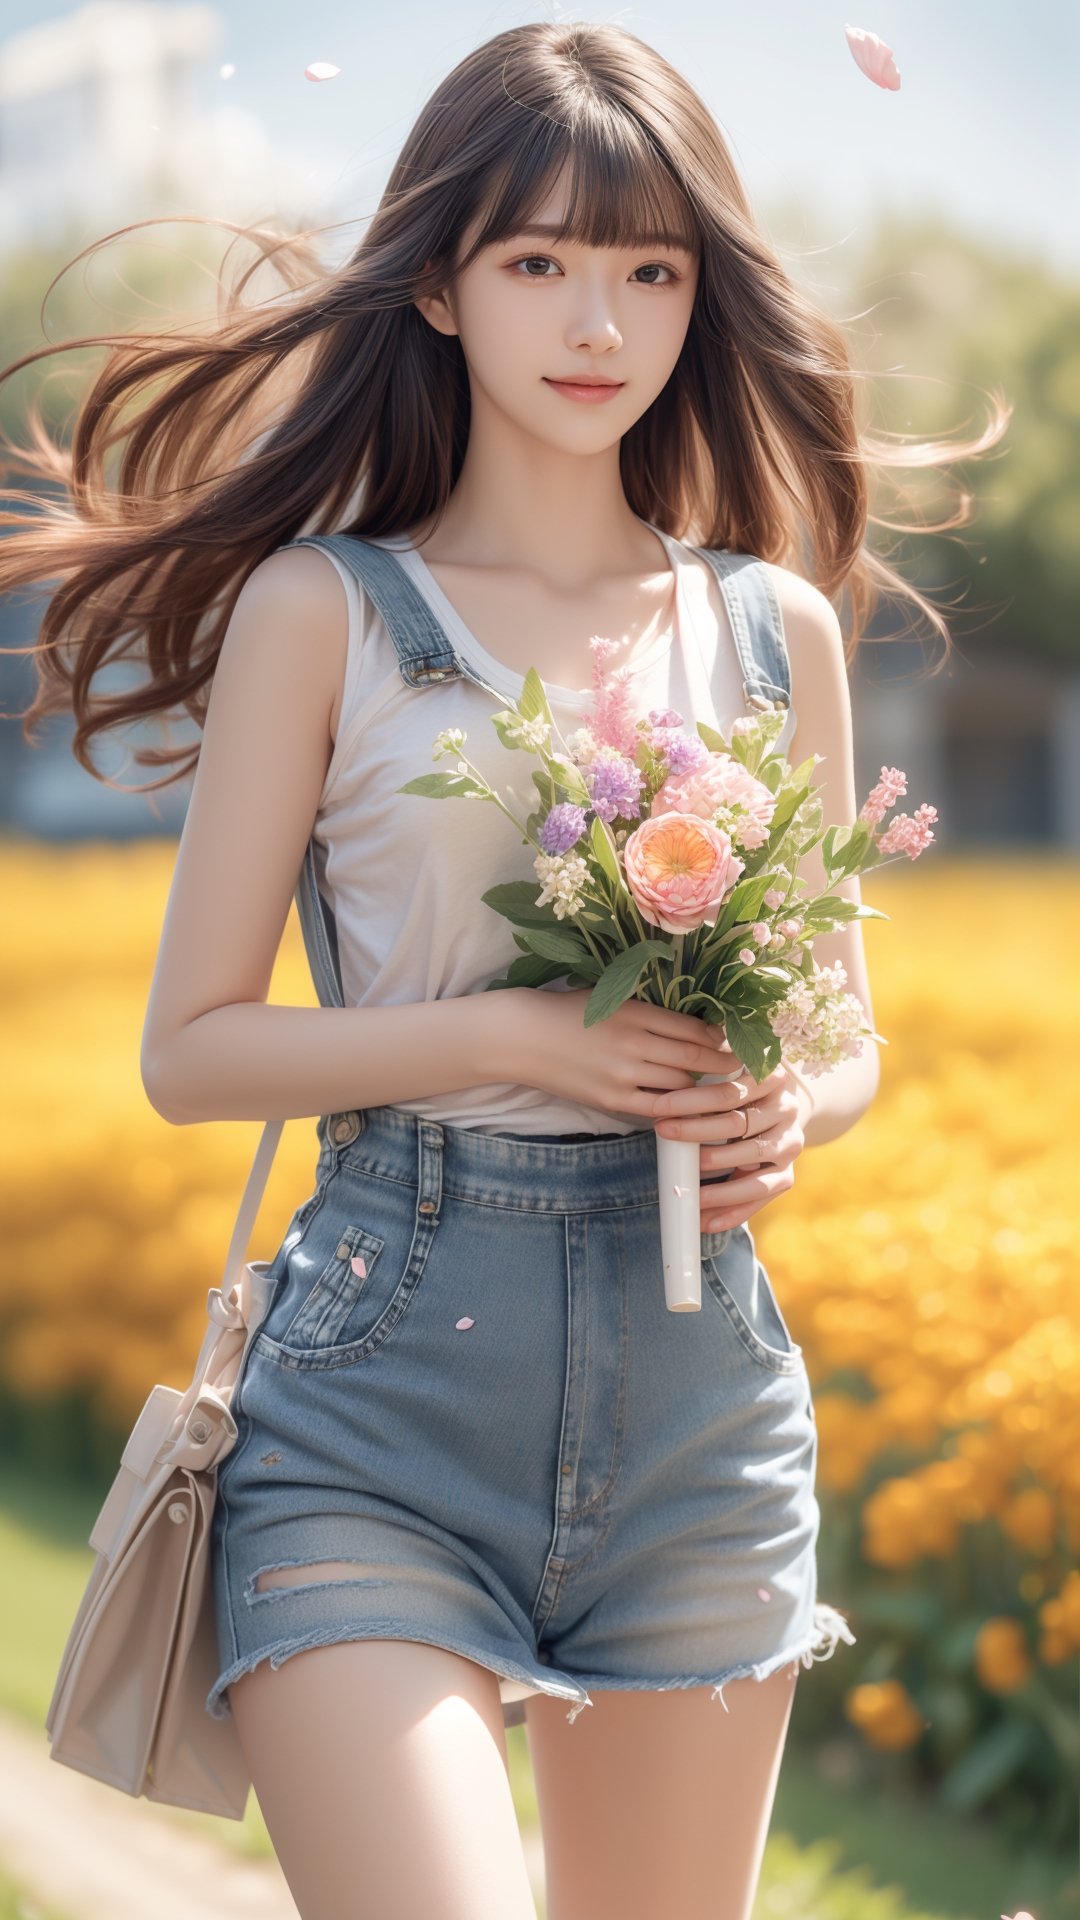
[0,1862,68,1920]
[6,1464,1077,1920]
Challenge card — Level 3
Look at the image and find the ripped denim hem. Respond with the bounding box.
[204,1623,591,1726]
[552,1601,858,1717]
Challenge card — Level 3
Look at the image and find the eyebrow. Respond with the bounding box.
[507,222,697,254]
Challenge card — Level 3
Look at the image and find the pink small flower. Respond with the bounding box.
[738,947,756,966]
[859,765,908,827]
[844,24,901,91]
[778,918,803,940]
[752,921,770,942]
[764,888,785,909]
[876,803,938,858]
[624,811,744,934]
[729,716,757,737]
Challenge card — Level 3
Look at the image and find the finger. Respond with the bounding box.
[702,1130,797,1172]
[656,1089,787,1134]
[700,1171,783,1227]
[656,1076,752,1121]
[701,1169,781,1210]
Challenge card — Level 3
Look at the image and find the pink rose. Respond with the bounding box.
[653,752,777,851]
[623,811,744,935]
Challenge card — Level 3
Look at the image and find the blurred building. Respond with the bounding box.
[0,0,312,252]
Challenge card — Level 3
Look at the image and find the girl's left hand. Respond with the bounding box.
[654,1060,813,1233]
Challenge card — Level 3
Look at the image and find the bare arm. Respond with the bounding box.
[140,545,527,1126]
[769,565,882,1149]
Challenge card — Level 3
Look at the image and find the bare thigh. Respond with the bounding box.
[525,1663,800,1920]
[227,1594,537,1920]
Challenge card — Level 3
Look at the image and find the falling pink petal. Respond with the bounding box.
[455,1316,475,1331]
[350,1255,367,1278]
[844,24,901,90]
[219,63,236,79]
[304,61,341,82]
[756,1587,772,1602]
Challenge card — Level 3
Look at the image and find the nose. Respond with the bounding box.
[565,283,623,355]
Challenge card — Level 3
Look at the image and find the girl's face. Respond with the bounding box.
[416,178,700,451]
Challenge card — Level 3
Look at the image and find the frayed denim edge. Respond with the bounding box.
[204,1623,590,1725]
[206,1601,856,1729]
[555,1601,858,1719]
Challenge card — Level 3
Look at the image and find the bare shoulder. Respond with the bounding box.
[764,561,844,658]
[761,561,849,756]
[222,542,350,733]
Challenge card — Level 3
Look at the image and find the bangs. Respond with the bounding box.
[460,111,701,264]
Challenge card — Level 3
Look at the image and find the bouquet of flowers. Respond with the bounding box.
[399,635,937,1311]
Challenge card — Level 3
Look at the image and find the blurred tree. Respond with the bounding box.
[0,209,1076,663]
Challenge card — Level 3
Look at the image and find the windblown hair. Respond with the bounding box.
[0,19,1009,793]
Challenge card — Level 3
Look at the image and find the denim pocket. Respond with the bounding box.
[703,1226,804,1375]
[276,1222,387,1353]
[255,1163,436,1371]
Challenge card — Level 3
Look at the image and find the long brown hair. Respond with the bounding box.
[0,19,1009,794]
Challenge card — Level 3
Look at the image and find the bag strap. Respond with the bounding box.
[220,532,471,1294]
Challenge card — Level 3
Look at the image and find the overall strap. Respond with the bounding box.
[282,532,472,1013]
[692,548,792,715]
[288,533,463,687]
[223,531,470,1294]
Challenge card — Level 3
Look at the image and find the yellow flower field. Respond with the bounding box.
[1,838,1077,1821]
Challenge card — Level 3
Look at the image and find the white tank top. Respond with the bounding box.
[308,524,796,1134]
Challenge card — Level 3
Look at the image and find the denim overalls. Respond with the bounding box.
[207,532,856,1730]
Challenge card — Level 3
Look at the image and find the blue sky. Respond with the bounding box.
[5,0,1078,275]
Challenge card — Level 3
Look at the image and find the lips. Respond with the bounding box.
[546,376,623,388]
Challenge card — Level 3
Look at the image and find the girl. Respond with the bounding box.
[2,21,1005,1920]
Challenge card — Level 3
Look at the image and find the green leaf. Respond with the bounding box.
[696,720,728,754]
[396,772,487,799]
[519,666,552,728]
[589,813,622,888]
[583,938,672,1027]
[490,711,531,752]
[718,1005,780,1082]
[520,926,593,967]
[481,881,558,929]
[939,1717,1038,1814]
[502,952,567,988]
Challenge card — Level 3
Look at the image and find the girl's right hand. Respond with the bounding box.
[508,985,742,1121]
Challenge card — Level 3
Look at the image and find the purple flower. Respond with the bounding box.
[539,801,589,855]
[586,753,645,824]
[647,707,683,729]
[662,733,710,778]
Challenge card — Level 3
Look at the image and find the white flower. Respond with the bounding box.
[432,726,466,759]
[533,850,590,921]
[566,725,599,765]
[515,716,552,752]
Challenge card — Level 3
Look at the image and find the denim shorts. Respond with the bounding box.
[207,1104,855,1729]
